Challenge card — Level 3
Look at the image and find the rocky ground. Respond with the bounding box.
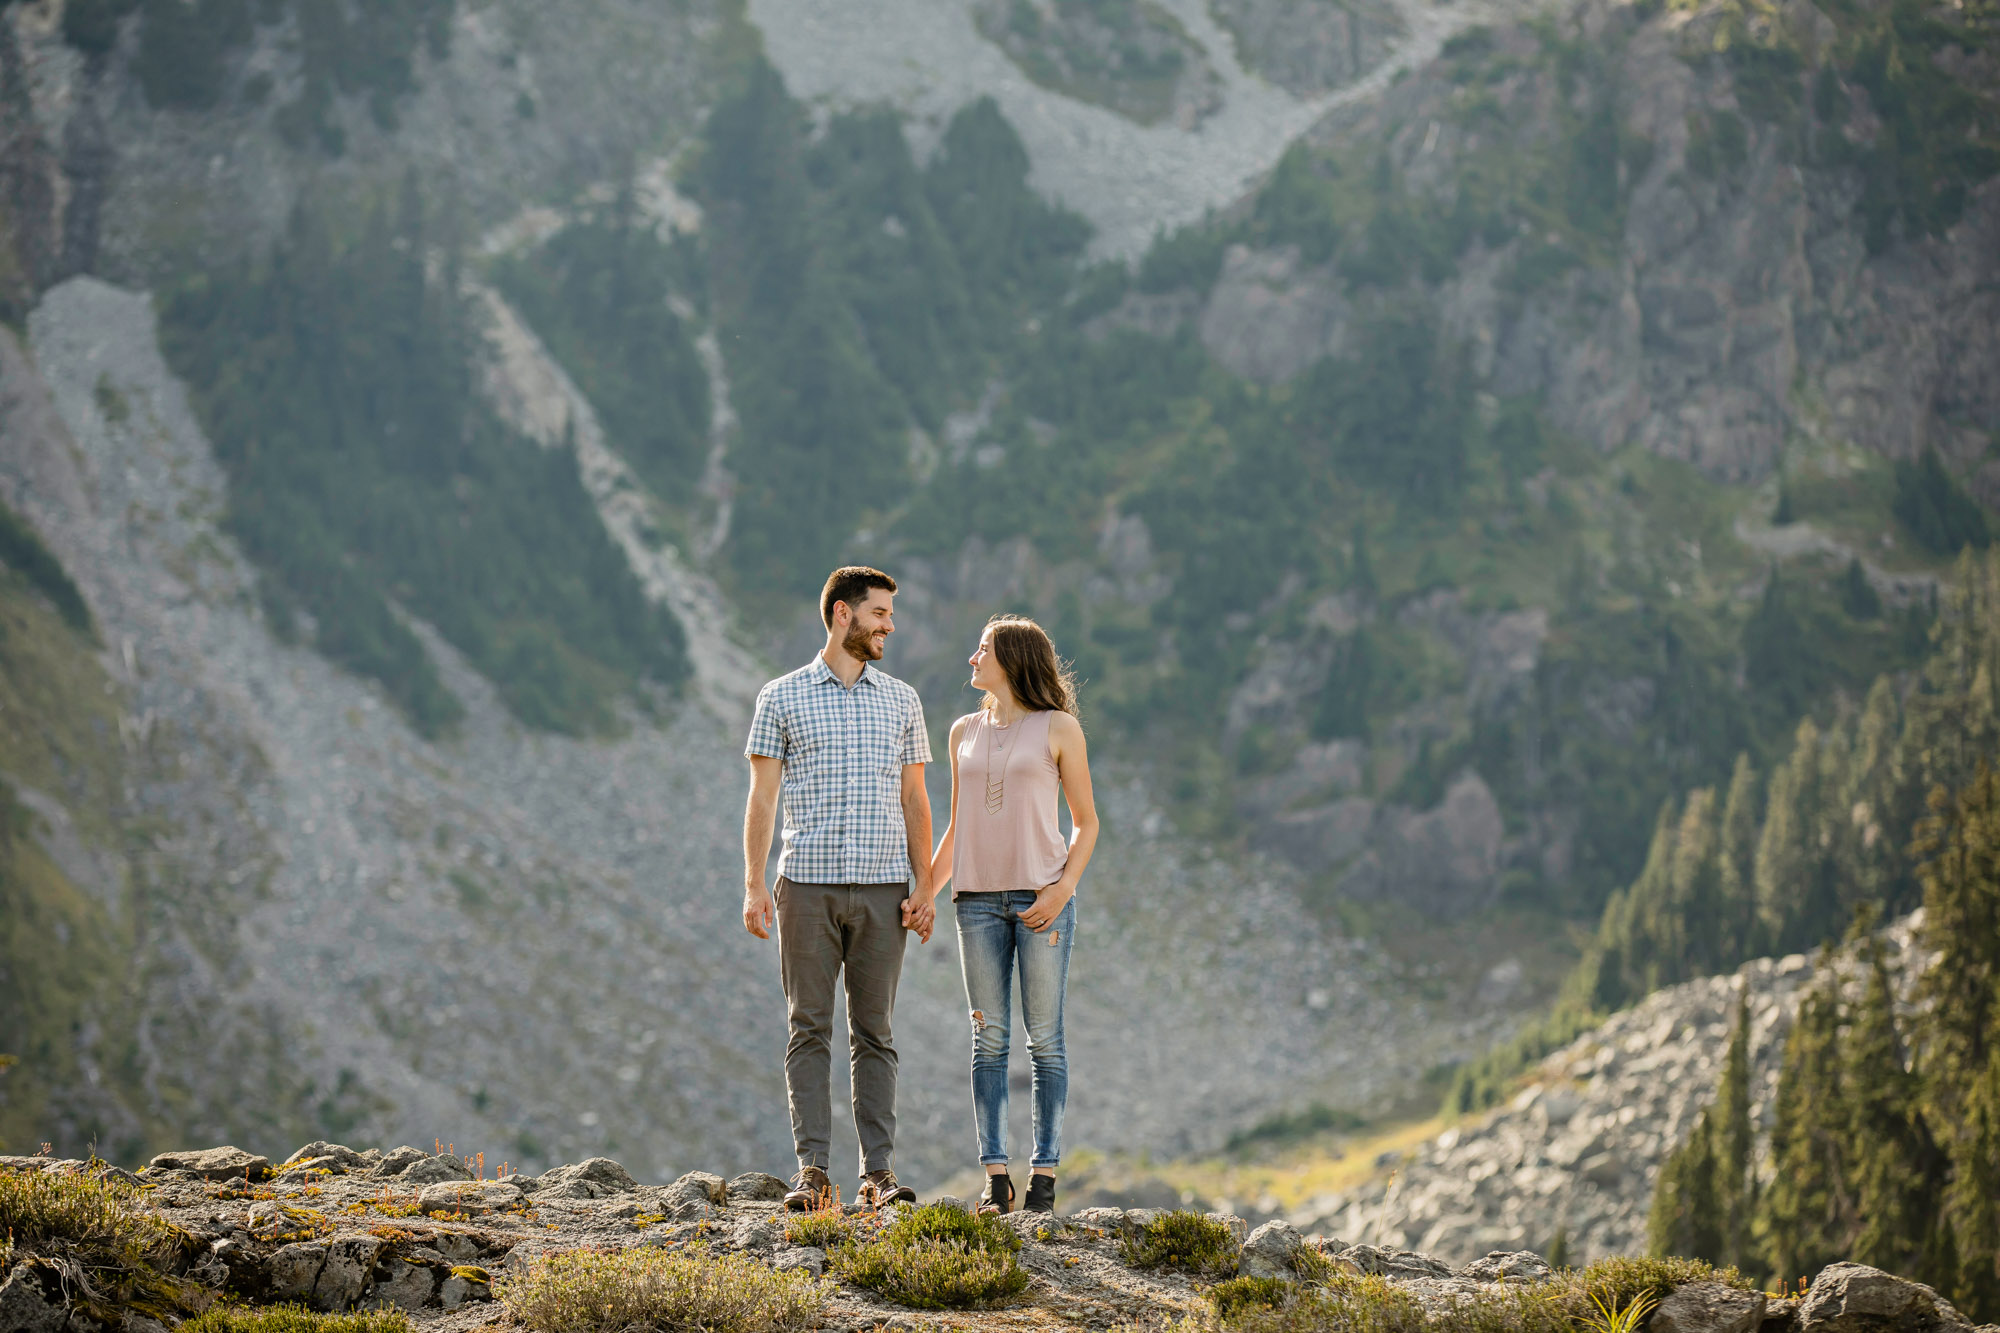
[4,1143,1997,1333]
[1297,916,1928,1265]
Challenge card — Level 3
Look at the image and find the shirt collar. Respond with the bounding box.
[809,654,877,689]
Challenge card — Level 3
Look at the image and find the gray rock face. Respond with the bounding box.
[1798,1264,1972,1333]
[397,1155,474,1186]
[281,1143,369,1172]
[0,1262,69,1333]
[368,1259,437,1311]
[1207,0,1404,97]
[1654,1282,1769,1333]
[1302,917,1931,1265]
[1460,1251,1554,1283]
[771,1246,826,1277]
[668,1170,727,1205]
[1239,1219,1306,1280]
[414,1181,524,1216]
[727,1172,788,1203]
[539,1157,640,1199]
[371,1146,429,1178]
[1343,1244,1453,1279]
[147,1147,269,1180]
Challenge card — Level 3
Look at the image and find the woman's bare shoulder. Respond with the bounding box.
[1048,710,1086,746]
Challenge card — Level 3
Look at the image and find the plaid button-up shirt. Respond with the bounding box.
[746,656,932,885]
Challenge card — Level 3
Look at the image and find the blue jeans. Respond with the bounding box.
[955,890,1075,1170]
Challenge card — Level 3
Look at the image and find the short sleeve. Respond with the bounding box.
[898,691,933,766]
[746,684,786,759]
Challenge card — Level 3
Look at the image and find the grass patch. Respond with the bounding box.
[0,1164,176,1252]
[1210,1257,1744,1332]
[1122,1210,1239,1278]
[499,1245,825,1333]
[829,1203,1028,1310]
[782,1207,855,1249]
[1209,1276,1296,1319]
[182,1306,413,1333]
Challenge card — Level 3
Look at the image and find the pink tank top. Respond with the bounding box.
[951,710,1068,894]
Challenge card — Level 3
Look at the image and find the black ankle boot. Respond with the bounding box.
[1023,1174,1056,1214]
[976,1172,1015,1215]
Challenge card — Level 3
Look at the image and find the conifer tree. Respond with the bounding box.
[1843,927,1943,1276]
[1648,1107,1724,1262]
[1755,720,1836,954]
[1915,766,2000,1124]
[1763,952,1851,1283]
[1946,1048,2000,1318]
[1717,753,1762,958]
[1715,987,1758,1274]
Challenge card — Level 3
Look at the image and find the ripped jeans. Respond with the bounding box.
[955,890,1075,1170]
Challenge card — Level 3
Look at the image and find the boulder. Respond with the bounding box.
[398,1155,474,1187]
[1461,1251,1555,1283]
[728,1172,788,1203]
[439,1268,488,1309]
[266,1243,330,1304]
[315,1236,385,1311]
[1343,1244,1453,1279]
[415,1180,524,1216]
[0,1261,70,1333]
[370,1146,430,1178]
[538,1157,640,1199]
[1761,1297,1801,1333]
[369,1258,437,1310]
[1239,1220,1305,1280]
[1799,1264,1973,1333]
[667,1171,727,1206]
[1653,1282,1769,1333]
[773,1246,826,1277]
[1208,1213,1251,1243]
[280,1142,368,1172]
[147,1147,270,1181]
[1071,1207,1129,1233]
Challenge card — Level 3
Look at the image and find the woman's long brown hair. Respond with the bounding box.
[982,614,1079,718]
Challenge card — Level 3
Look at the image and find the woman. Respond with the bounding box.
[927,615,1098,1215]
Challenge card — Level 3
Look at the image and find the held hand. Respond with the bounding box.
[744,882,775,940]
[1018,884,1072,933]
[902,893,936,943]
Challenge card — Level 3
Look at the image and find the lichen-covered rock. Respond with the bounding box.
[1239,1220,1305,1280]
[1798,1264,1972,1333]
[538,1157,639,1199]
[368,1257,436,1310]
[727,1172,788,1203]
[0,1260,69,1333]
[369,1146,429,1178]
[265,1242,329,1304]
[1342,1244,1453,1279]
[772,1246,826,1277]
[666,1171,726,1205]
[147,1147,269,1180]
[314,1236,385,1311]
[1460,1251,1554,1283]
[398,1155,474,1186]
[1653,1281,1769,1333]
[415,1180,523,1216]
[280,1143,369,1173]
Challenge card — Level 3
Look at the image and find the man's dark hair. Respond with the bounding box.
[821,566,897,629]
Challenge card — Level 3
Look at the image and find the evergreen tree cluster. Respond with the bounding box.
[1647,766,2000,1320]
[159,182,688,737]
[1451,550,2000,1113]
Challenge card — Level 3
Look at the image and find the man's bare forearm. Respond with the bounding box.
[903,793,933,896]
[743,789,777,888]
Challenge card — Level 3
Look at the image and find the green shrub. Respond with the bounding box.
[1209,1276,1295,1318]
[181,1305,413,1333]
[0,1163,172,1252]
[829,1203,1028,1309]
[1291,1245,1341,1285]
[0,498,92,636]
[498,1245,825,1333]
[1122,1210,1239,1278]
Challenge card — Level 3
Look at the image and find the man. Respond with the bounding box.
[743,565,935,1211]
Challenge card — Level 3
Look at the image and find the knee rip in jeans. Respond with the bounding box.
[970,1009,985,1033]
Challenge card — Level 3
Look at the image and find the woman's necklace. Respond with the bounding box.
[983,711,1012,815]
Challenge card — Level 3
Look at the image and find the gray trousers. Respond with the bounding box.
[775,877,910,1174]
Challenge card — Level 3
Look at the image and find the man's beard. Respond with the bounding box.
[842,622,884,662]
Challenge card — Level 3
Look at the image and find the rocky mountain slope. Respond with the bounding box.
[1298,915,1928,1266]
[2,0,1995,1195]
[0,271,1520,1176]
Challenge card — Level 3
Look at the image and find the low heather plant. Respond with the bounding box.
[1208,1276,1296,1319]
[181,1305,413,1333]
[782,1207,855,1249]
[830,1203,1028,1309]
[498,1244,825,1333]
[1122,1210,1240,1278]
[0,1163,173,1252]
[1212,1257,1746,1333]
